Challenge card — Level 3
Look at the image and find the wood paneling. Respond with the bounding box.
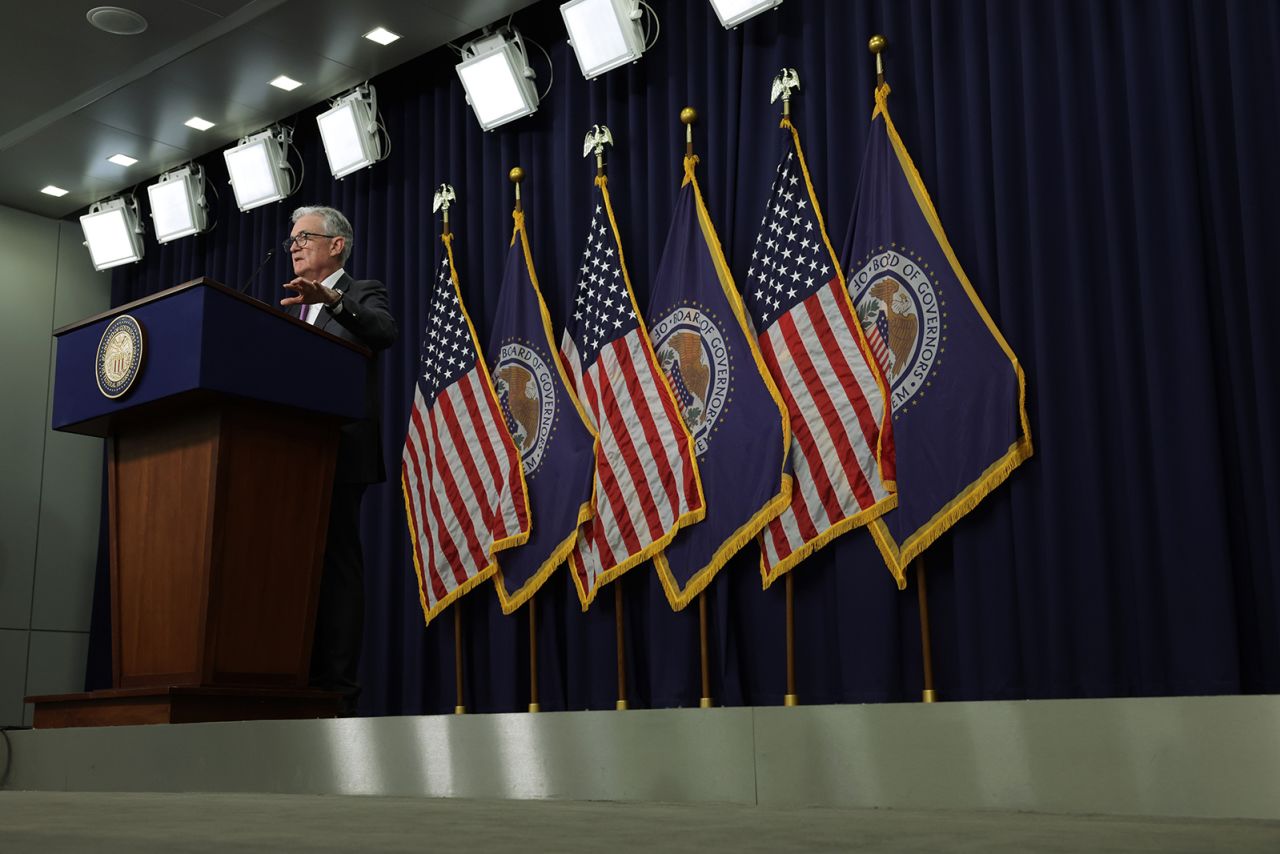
[207,404,337,685]
[110,410,218,687]
[107,398,340,691]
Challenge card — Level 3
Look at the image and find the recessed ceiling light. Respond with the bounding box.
[41,185,69,197]
[185,116,215,131]
[108,153,138,167]
[85,6,148,36]
[270,75,302,91]
[364,27,401,45]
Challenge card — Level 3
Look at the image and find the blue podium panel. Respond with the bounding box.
[52,279,367,436]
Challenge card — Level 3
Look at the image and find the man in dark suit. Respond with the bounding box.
[279,205,397,714]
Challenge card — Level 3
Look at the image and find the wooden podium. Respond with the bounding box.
[28,278,370,728]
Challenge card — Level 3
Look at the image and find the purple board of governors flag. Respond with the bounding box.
[487,209,597,613]
[743,117,898,587]
[401,235,530,625]
[560,175,705,609]
[841,83,1032,585]
[648,157,792,609]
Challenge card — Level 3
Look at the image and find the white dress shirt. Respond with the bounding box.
[300,268,346,325]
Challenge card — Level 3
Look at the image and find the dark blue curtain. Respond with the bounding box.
[90,0,1280,713]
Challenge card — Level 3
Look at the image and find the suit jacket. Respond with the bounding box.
[295,272,398,484]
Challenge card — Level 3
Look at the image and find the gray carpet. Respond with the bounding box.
[2,792,1279,852]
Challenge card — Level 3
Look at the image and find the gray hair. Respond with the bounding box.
[291,205,354,264]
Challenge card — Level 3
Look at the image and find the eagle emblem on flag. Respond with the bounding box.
[494,341,558,476]
[850,248,942,412]
[651,304,731,456]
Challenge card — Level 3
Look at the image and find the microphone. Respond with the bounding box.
[238,247,276,294]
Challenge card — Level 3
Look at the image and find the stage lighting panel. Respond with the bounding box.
[456,33,539,130]
[707,0,783,29]
[224,129,292,211]
[561,0,647,80]
[317,87,383,178]
[80,197,145,271]
[147,166,209,243]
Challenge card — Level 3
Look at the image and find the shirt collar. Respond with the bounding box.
[321,268,346,291]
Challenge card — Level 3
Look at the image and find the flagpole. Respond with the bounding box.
[507,164,541,715]
[784,572,798,706]
[866,34,935,704]
[678,105,716,711]
[915,556,937,702]
[584,126,629,712]
[510,165,524,214]
[869,33,886,88]
[699,592,713,708]
[615,582,628,710]
[776,77,801,709]
[454,605,466,714]
[447,212,464,713]
[431,181,464,715]
[528,594,540,713]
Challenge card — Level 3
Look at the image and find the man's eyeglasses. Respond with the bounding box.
[284,231,338,250]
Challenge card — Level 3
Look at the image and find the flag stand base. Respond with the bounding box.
[699,697,713,709]
[616,700,629,711]
[921,690,937,703]
[454,705,466,715]
[783,694,799,707]
[528,703,540,713]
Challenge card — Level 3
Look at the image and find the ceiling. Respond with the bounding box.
[0,0,540,220]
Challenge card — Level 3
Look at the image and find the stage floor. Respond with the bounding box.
[4,695,1279,823]
[1,791,1279,853]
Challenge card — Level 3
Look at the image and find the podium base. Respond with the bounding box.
[26,685,344,729]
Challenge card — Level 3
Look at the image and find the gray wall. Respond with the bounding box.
[0,204,109,727]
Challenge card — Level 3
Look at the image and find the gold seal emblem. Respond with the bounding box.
[95,314,145,399]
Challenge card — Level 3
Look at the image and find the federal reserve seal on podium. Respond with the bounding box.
[95,314,145,399]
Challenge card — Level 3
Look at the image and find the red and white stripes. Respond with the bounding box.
[757,278,893,578]
[564,327,702,602]
[402,364,528,620]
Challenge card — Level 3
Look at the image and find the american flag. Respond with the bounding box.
[402,236,529,625]
[744,121,896,585]
[561,177,704,608]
